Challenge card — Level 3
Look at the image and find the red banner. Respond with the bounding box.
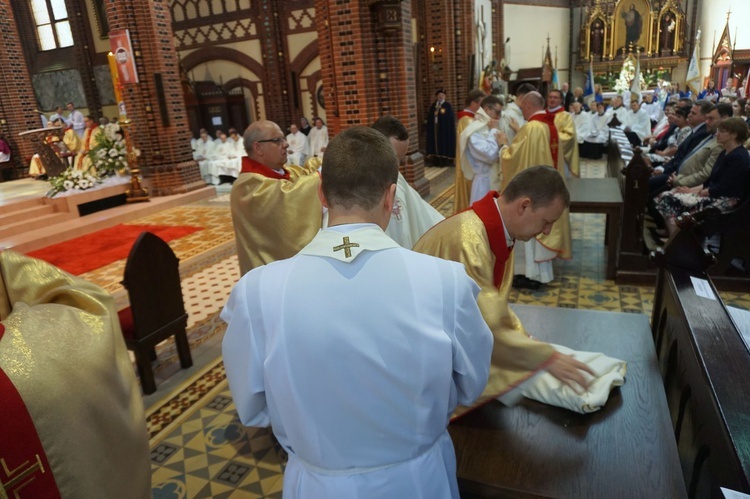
[109,29,139,85]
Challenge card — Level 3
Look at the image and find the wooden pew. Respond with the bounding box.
[449,304,686,498]
[650,222,750,497]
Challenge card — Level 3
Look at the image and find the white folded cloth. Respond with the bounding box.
[498,343,627,414]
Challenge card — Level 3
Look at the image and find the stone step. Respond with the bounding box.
[0,212,73,241]
[0,203,58,228]
[0,197,44,216]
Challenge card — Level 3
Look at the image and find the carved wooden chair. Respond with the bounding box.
[118,231,193,394]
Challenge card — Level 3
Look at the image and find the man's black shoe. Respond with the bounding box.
[512,275,542,290]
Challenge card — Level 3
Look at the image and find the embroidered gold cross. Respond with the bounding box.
[333,236,359,258]
[1,455,46,497]
[550,142,558,152]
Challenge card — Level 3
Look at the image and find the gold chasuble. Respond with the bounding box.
[453,112,475,213]
[413,192,556,419]
[74,126,101,172]
[0,252,151,498]
[551,109,580,177]
[231,157,323,275]
[501,118,572,259]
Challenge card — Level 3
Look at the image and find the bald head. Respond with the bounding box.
[243,120,288,169]
[520,91,545,119]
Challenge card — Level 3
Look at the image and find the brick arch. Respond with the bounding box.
[180,47,264,78]
[289,40,319,75]
[223,77,260,122]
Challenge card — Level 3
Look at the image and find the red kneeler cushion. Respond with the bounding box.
[118,307,134,340]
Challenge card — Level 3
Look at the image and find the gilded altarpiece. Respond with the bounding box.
[578,0,687,79]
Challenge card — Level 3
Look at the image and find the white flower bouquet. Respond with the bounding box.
[87,123,130,177]
[47,167,101,197]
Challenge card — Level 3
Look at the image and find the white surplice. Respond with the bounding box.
[622,108,652,141]
[308,125,329,158]
[285,130,309,166]
[193,138,218,184]
[222,223,492,499]
[572,111,592,144]
[210,139,243,179]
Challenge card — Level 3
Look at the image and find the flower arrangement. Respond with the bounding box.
[47,167,100,197]
[613,57,647,95]
[87,123,129,177]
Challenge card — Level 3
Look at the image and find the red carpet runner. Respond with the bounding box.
[27,224,202,275]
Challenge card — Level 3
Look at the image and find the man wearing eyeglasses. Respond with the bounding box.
[457,95,510,205]
[230,120,323,275]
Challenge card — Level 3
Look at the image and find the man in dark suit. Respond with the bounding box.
[561,83,574,112]
[648,100,713,197]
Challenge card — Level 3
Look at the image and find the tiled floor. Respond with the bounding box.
[18,161,749,498]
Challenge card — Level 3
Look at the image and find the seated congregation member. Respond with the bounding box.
[370,116,444,248]
[654,117,750,236]
[0,251,151,497]
[413,166,594,413]
[193,128,218,185]
[230,120,322,275]
[645,106,691,165]
[222,126,492,499]
[643,102,677,152]
[622,98,652,147]
[667,103,732,189]
[458,95,510,204]
[649,100,713,197]
[285,123,309,166]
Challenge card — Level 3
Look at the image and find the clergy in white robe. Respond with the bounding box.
[308,118,329,158]
[222,126,492,499]
[571,102,591,144]
[193,131,218,184]
[210,133,243,180]
[607,96,628,125]
[285,124,309,166]
[459,96,509,204]
[587,103,611,144]
[622,99,652,144]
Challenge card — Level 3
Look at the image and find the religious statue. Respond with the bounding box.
[660,12,676,53]
[590,19,604,59]
[621,4,642,48]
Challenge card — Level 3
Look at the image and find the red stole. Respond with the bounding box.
[530,112,560,167]
[240,157,291,180]
[82,126,98,151]
[471,191,512,287]
[457,109,475,120]
[0,324,61,498]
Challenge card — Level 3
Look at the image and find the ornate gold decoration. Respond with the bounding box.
[18,127,67,178]
[119,119,150,203]
[333,236,359,258]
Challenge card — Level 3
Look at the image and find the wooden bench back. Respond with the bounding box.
[122,231,186,340]
[651,231,750,497]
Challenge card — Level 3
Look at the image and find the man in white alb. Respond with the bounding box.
[622,98,652,147]
[66,102,85,138]
[222,126,492,499]
[308,117,329,158]
[193,129,218,184]
[285,123,309,166]
[459,95,510,204]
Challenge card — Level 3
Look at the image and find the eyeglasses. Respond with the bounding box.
[256,137,287,145]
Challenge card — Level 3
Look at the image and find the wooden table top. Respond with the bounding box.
[567,177,623,206]
[450,305,686,499]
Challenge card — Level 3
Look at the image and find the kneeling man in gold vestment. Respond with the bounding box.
[414,166,594,417]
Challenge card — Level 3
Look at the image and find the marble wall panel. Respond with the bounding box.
[32,70,86,111]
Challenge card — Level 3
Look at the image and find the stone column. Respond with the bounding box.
[104,0,203,196]
[315,0,429,195]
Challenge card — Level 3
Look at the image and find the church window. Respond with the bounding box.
[29,0,74,51]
